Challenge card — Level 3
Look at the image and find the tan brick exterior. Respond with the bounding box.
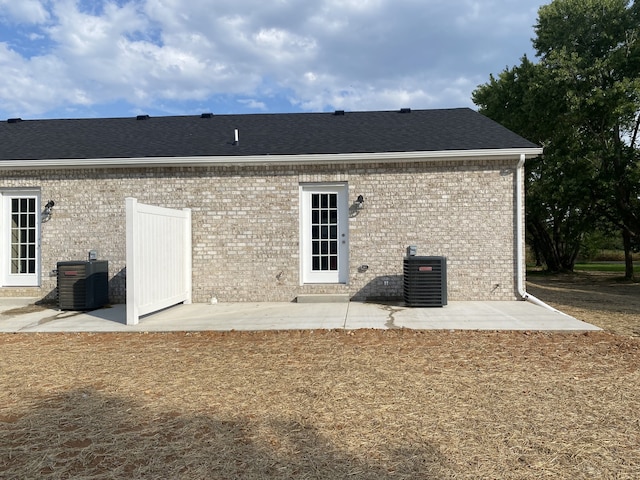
[0,158,521,303]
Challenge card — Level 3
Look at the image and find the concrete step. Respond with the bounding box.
[296,294,350,303]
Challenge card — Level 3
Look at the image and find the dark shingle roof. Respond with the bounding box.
[0,108,538,161]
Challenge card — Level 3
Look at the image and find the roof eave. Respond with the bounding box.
[0,148,544,170]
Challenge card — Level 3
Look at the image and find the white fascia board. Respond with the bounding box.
[0,148,544,170]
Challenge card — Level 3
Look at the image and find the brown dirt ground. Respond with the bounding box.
[1,273,639,479]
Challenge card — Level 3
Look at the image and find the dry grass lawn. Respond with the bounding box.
[527,270,640,337]
[1,272,639,479]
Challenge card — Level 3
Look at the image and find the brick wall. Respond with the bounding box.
[0,158,520,302]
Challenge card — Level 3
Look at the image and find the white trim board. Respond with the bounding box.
[0,148,544,170]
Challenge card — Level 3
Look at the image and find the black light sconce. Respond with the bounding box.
[349,195,365,217]
[44,200,55,214]
[42,200,55,222]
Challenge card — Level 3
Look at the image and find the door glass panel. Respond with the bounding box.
[310,193,339,272]
[10,195,38,274]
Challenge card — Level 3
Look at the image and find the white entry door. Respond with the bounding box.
[300,184,349,284]
[2,191,41,287]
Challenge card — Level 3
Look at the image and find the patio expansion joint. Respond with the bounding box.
[343,302,349,329]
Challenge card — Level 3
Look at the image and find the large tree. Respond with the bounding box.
[473,0,640,277]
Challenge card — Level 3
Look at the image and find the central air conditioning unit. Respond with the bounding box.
[57,261,109,310]
[403,256,447,307]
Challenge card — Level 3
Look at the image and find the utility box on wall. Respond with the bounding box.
[57,261,109,310]
[403,256,447,307]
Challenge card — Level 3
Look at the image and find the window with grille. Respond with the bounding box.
[10,197,37,275]
[311,193,339,272]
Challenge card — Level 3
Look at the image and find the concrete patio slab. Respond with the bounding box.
[0,297,601,333]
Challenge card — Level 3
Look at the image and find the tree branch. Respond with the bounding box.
[631,112,640,149]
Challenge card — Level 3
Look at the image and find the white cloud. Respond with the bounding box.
[0,0,49,24]
[252,28,317,64]
[238,98,267,110]
[454,0,482,27]
[0,0,543,118]
[47,1,149,55]
[0,43,90,116]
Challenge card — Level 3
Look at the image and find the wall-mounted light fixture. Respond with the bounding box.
[44,200,55,214]
[349,195,365,217]
[42,200,55,222]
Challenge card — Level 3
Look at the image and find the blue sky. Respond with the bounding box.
[0,0,545,119]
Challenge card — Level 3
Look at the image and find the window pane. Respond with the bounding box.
[305,188,344,280]
[8,195,38,278]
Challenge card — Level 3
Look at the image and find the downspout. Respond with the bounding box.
[515,154,571,316]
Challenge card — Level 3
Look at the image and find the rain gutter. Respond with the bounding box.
[0,148,544,170]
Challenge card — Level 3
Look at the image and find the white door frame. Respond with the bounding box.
[1,190,41,287]
[300,183,349,284]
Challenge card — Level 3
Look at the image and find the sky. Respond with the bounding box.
[0,0,546,120]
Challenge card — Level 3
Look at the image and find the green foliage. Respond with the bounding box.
[578,231,623,260]
[473,0,640,276]
[574,263,640,273]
